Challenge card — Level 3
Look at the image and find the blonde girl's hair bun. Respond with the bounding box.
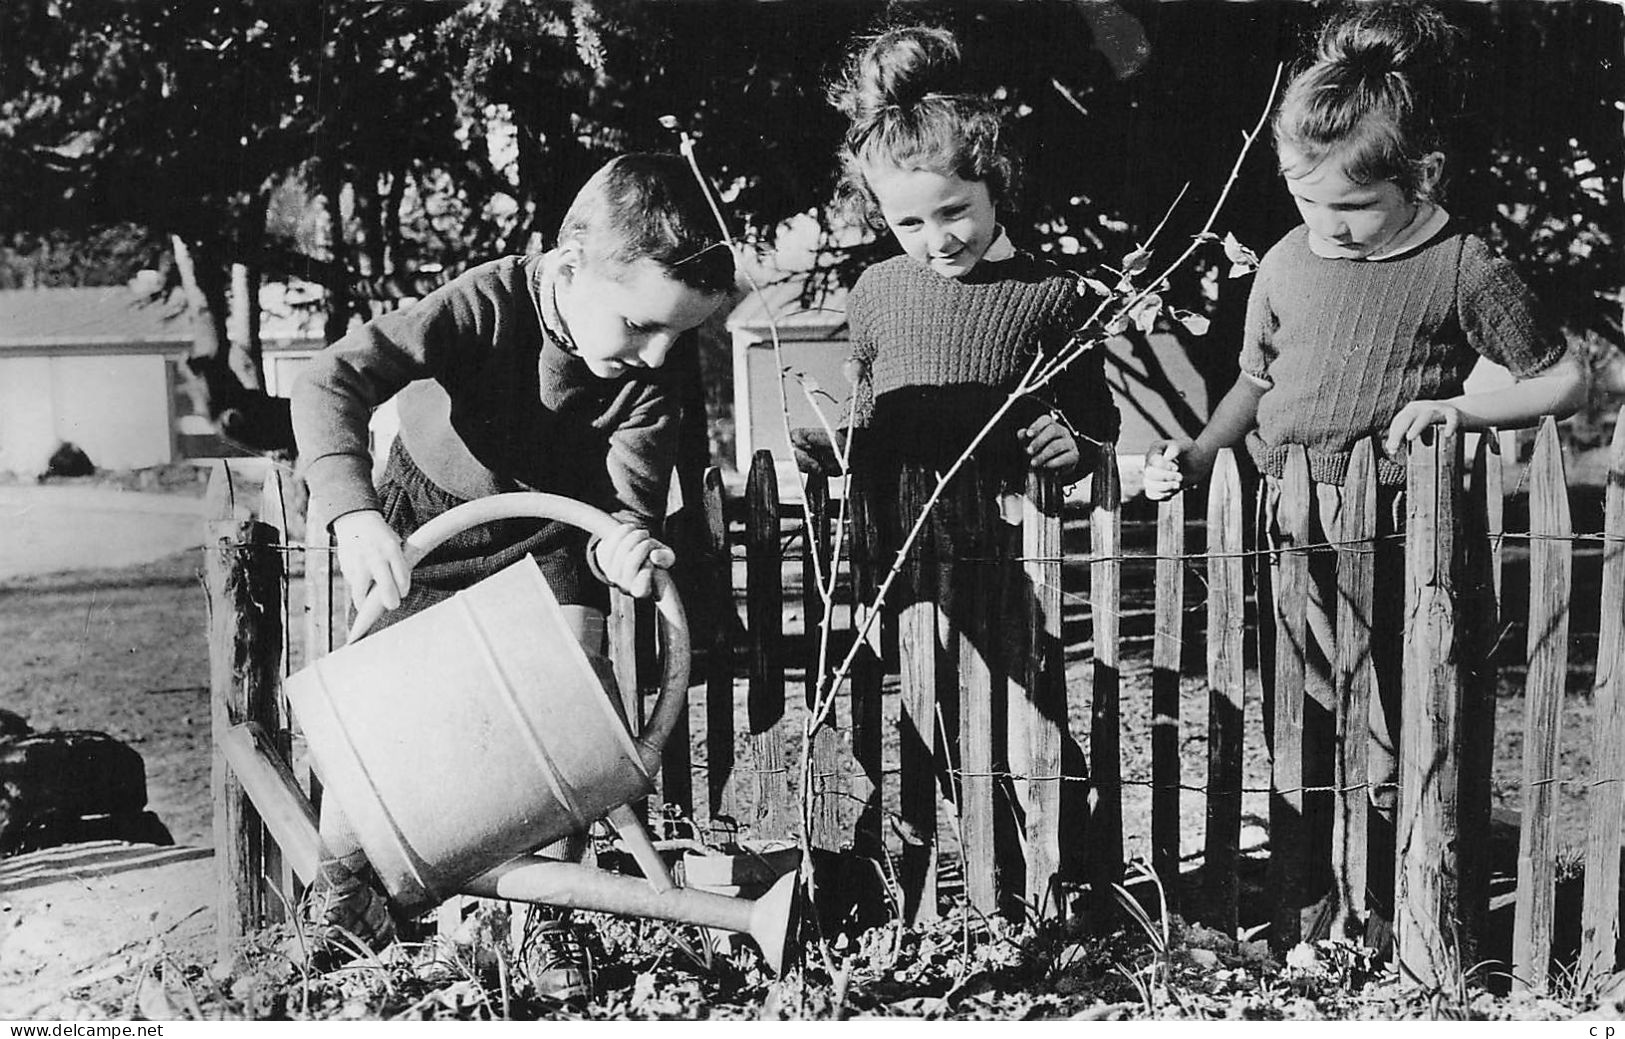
[1317,1,1459,78]
[1275,2,1463,201]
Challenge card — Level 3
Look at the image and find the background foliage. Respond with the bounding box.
[0,0,1618,450]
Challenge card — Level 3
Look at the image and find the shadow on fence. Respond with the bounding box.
[206,413,1625,995]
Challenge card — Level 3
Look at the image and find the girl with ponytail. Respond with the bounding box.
[797,22,1118,482]
[795,22,1119,897]
[1144,1,1583,939]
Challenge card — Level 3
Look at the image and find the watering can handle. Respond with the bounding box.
[347,492,691,776]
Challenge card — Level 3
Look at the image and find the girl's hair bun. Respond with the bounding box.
[835,24,963,124]
[829,21,1017,227]
[1274,2,1463,201]
[1317,2,1458,79]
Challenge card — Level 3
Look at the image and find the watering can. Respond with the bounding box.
[224,492,796,973]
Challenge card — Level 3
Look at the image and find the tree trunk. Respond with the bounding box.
[172,233,294,455]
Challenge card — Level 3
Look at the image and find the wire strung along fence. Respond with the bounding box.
[208,411,1625,992]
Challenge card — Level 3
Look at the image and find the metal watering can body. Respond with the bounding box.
[283,493,691,915]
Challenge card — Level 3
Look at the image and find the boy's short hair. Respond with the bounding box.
[558,153,736,296]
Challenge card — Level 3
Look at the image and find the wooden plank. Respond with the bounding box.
[1582,414,1625,984]
[257,467,295,923]
[1512,417,1572,993]
[1332,439,1376,935]
[1203,449,1247,937]
[1022,469,1065,918]
[608,589,641,733]
[897,466,940,923]
[1458,433,1503,963]
[297,493,333,817]
[1089,444,1123,927]
[303,498,339,668]
[1267,446,1311,951]
[848,474,886,866]
[701,467,736,826]
[956,463,999,916]
[218,722,321,886]
[1395,427,1464,988]
[206,461,283,956]
[802,474,841,852]
[1151,491,1185,908]
[746,451,792,838]
[656,588,692,818]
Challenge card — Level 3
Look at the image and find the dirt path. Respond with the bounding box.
[1,484,217,1017]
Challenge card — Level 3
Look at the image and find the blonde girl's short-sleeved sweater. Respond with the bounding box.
[845,250,1120,478]
[1240,222,1565,486]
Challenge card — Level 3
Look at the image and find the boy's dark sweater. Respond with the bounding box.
[846,251,1119,479]
[292,254,686,529]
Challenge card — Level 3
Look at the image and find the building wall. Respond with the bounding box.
[0,353,174,476]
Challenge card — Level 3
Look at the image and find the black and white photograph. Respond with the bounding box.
[0,0,1621,1023]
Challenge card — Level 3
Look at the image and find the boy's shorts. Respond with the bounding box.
[373,438,608,628]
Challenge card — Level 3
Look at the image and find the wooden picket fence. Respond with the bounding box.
[208,413,1625,992]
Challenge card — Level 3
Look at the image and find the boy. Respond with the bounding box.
[290,153,735,998]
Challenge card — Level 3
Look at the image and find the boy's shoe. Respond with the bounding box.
[303,856,398,962]
[517,908,595,1006]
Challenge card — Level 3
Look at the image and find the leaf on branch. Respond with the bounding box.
[1078,275,1114,298]
[1103,311,1130,338]
[1172,309,1211,336]
[1194,231,1220,244]
[1129,293,1163,335]
[1121,246,1151,278]
[1222,232,1259,277]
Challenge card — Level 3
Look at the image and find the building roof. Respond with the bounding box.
[0,280,329,354]
[0,286,191,350]
[727,275,848,336]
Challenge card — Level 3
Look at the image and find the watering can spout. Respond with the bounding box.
[463,857,800,975]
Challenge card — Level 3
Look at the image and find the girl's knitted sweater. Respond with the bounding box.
[1241,222,1564,485]
[845,251,1119,478]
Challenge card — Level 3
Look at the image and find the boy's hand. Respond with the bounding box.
[593,523,676,600]
[791,427,845,476]
[1020,412,1081,474]
[1384,400,1462,457]
[1142,438,1203,501]
[332,510,411,612]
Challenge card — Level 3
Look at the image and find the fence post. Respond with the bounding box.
[954,461,1002,916]
[801,473,842,853]
[1332,439,1377,936]
[896,465,942,922]
[1021,470,1066,918]
[1582,414,1625,985]
[206,461,283,958]
[1152,490,1185,908]
[1512,417,1572,993]
[258,467,296,921]
[848,472,888,881]
[746,451,792,838]
[1459,431,1506,963]
[1395,427,1464,987]
[701,467,737,828]
[1269,445,1311,951]
[1203,449,1247,937]
[1089,444,1123,927]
